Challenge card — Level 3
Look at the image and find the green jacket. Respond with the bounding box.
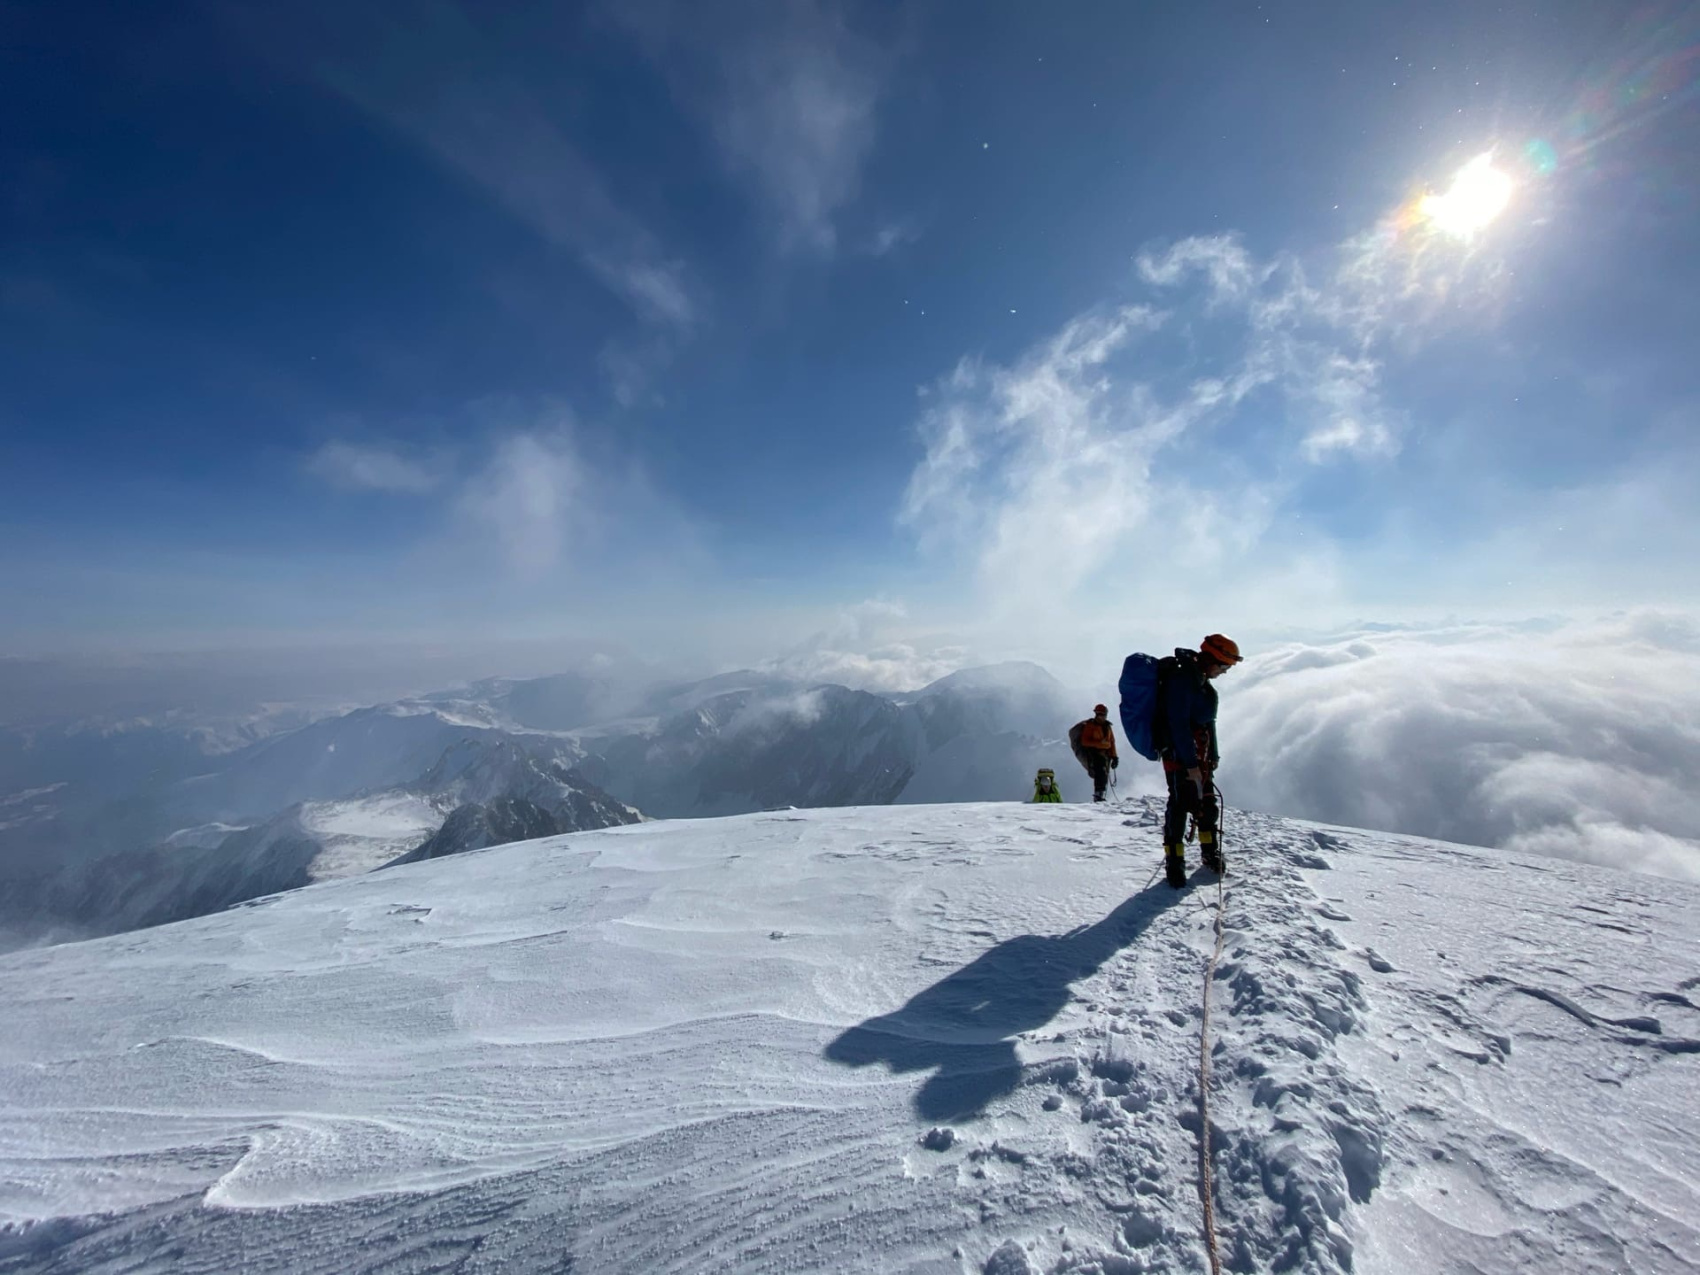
[1031,780,1063,803]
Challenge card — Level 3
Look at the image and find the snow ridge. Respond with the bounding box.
[0,799,1695,1273]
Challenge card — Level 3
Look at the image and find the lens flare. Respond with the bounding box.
[1524,138,1559,176]
[1418,153,1514,238]
[1546,5,1700,216]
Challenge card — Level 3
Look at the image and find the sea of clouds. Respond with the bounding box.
[1218,612,1700,881]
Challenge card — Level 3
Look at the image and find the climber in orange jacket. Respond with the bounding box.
[1068,703,1119,803]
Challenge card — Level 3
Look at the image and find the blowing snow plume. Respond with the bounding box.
[1224,613,1700,881]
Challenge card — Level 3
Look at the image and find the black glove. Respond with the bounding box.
[1110,756,1118,770]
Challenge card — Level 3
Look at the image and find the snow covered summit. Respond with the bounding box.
[2,799,1696,1273]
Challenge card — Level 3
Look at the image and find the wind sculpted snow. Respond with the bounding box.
[0,801,1695,1273]
[826,890,1181,1121]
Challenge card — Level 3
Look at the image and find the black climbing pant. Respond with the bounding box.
[1085,751,1111,799]
[1163,765,1217,845]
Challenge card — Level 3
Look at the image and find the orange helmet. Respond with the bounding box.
[1200,634,1242,666]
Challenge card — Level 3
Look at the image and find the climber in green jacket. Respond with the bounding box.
[1030,768,1063,803]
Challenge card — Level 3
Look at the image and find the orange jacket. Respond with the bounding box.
[1077,717,1118,758]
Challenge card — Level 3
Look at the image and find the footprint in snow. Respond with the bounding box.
[983,1240,1037,1274]
[1363,948,1395,974]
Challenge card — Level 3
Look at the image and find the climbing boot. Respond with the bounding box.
[1200,835,1224,875]
[1164,843,1187,889]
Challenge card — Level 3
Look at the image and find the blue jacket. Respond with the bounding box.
[1159,648,1220,769]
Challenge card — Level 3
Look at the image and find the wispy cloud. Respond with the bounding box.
[1133,233,1261,300]
[227,0,700,402]
[897,184,1540,639]
[299,399,706,588]
[368,78,697,335]
[456,430,587,579]
[864,220,920,257]
[613,0,893,255]
[597,258,696,330]
[1296,352,1395,461]
[317,6,702,406]
[901,305,1173,582]
[1134,235,1400,463]
[437,399,711,587]
[598,341,672,411]
[765,599,967,692]
[704,0,889,254]
[898,295,1319,641]
[305,441,443,494]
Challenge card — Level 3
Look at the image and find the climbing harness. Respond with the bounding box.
[1195,787,1229,1275]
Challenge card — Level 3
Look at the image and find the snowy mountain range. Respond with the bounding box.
[3,739,638,945]
[0,662,1080,948]
[2,796,1693,1273]
[574,661,1075,818]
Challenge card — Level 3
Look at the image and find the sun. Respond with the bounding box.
[1418,152,1514,238]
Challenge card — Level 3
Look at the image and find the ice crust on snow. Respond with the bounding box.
[0,799,1696,1272]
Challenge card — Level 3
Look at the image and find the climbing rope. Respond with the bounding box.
[1197,871,1227,1275]
[1196,786,1229,1275]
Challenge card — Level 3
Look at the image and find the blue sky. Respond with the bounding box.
[4,0,1698,680]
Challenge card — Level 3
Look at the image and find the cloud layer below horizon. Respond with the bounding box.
[1220,612,1700,882]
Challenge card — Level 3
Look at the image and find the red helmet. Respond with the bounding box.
[1093,703,1108,715]
[1200,634,1243,666]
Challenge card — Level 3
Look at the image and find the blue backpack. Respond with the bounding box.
[1117,653,1173,762]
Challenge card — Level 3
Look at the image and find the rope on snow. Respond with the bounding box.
[1197,872,1227,1275]
[1196,786,1229,1275]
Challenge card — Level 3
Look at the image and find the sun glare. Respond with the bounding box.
[1419,152,1514,238]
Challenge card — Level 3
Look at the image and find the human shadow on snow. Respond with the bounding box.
[824,886,1178,1121]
